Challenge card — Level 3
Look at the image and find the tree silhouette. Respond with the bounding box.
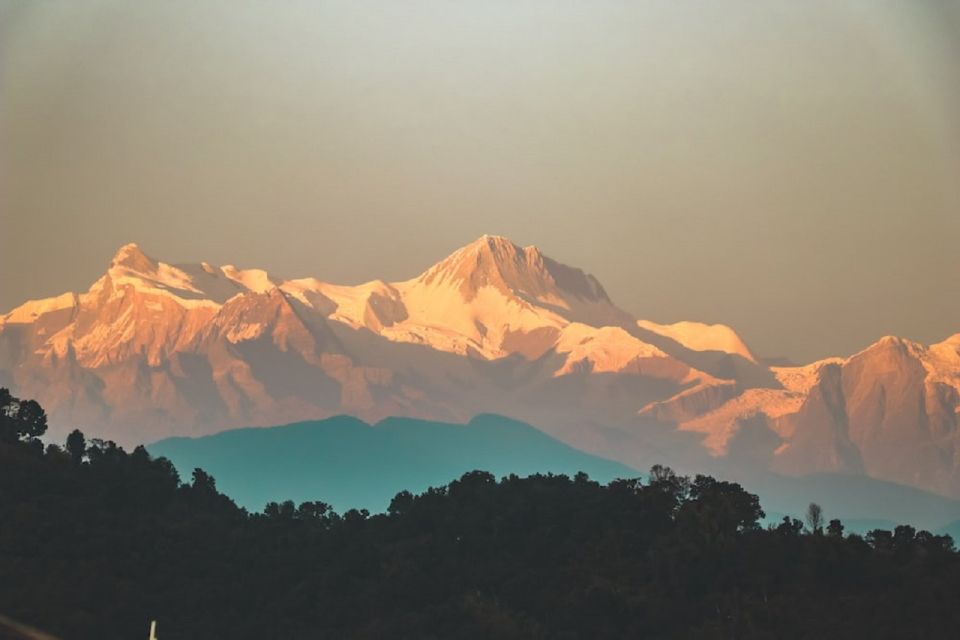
[66,429,86,464]
[775,516,804,537]
[805,502,824,534]
[866,529,894,552]
[0,388,48,444]
[826,518,845,538]
[296,500,332,521]
[191,467,217,492]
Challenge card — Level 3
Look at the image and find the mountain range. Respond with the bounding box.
[2,236,959,500]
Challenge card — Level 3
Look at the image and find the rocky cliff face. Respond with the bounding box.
[3,238,959,498]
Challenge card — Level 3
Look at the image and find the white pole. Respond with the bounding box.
[149,620,158,640]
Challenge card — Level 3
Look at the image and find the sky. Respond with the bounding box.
[2,0,959,363]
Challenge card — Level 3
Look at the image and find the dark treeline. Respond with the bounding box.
[2,389,959,639]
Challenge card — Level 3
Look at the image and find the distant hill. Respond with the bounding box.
[149,413,636,512]
[150,412,960,531]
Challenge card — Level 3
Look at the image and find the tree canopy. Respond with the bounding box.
[1,389,958,639]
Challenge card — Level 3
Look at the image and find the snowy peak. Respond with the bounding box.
[847,334,960,398]
[371,235,639,358]
[0,239,733,365]
[101,242,284,305]
[2,292,78,325]
[206,287,319,352]
[401,235,632,336]
[416,235,612,306]
[220,266,279,294]
[938,333,960,347]
[104,243,220,303]
[636,320,757,363]
[110,242,157,273]
[847,335,927,371]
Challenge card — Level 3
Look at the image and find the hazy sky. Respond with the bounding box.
[2,1,959,362]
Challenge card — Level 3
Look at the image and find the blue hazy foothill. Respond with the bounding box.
[150,413,960,532]
[149,413,636,513]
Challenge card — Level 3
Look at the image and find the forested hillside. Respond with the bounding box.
[2,389,958,639]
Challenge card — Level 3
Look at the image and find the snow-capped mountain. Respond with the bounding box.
[2,236,959,499]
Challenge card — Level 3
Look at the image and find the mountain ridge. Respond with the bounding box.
[3,236,960,499]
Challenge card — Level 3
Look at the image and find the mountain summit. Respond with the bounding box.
[418,235,613,306]
[111,242,156,272]
[3,237,959,499]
